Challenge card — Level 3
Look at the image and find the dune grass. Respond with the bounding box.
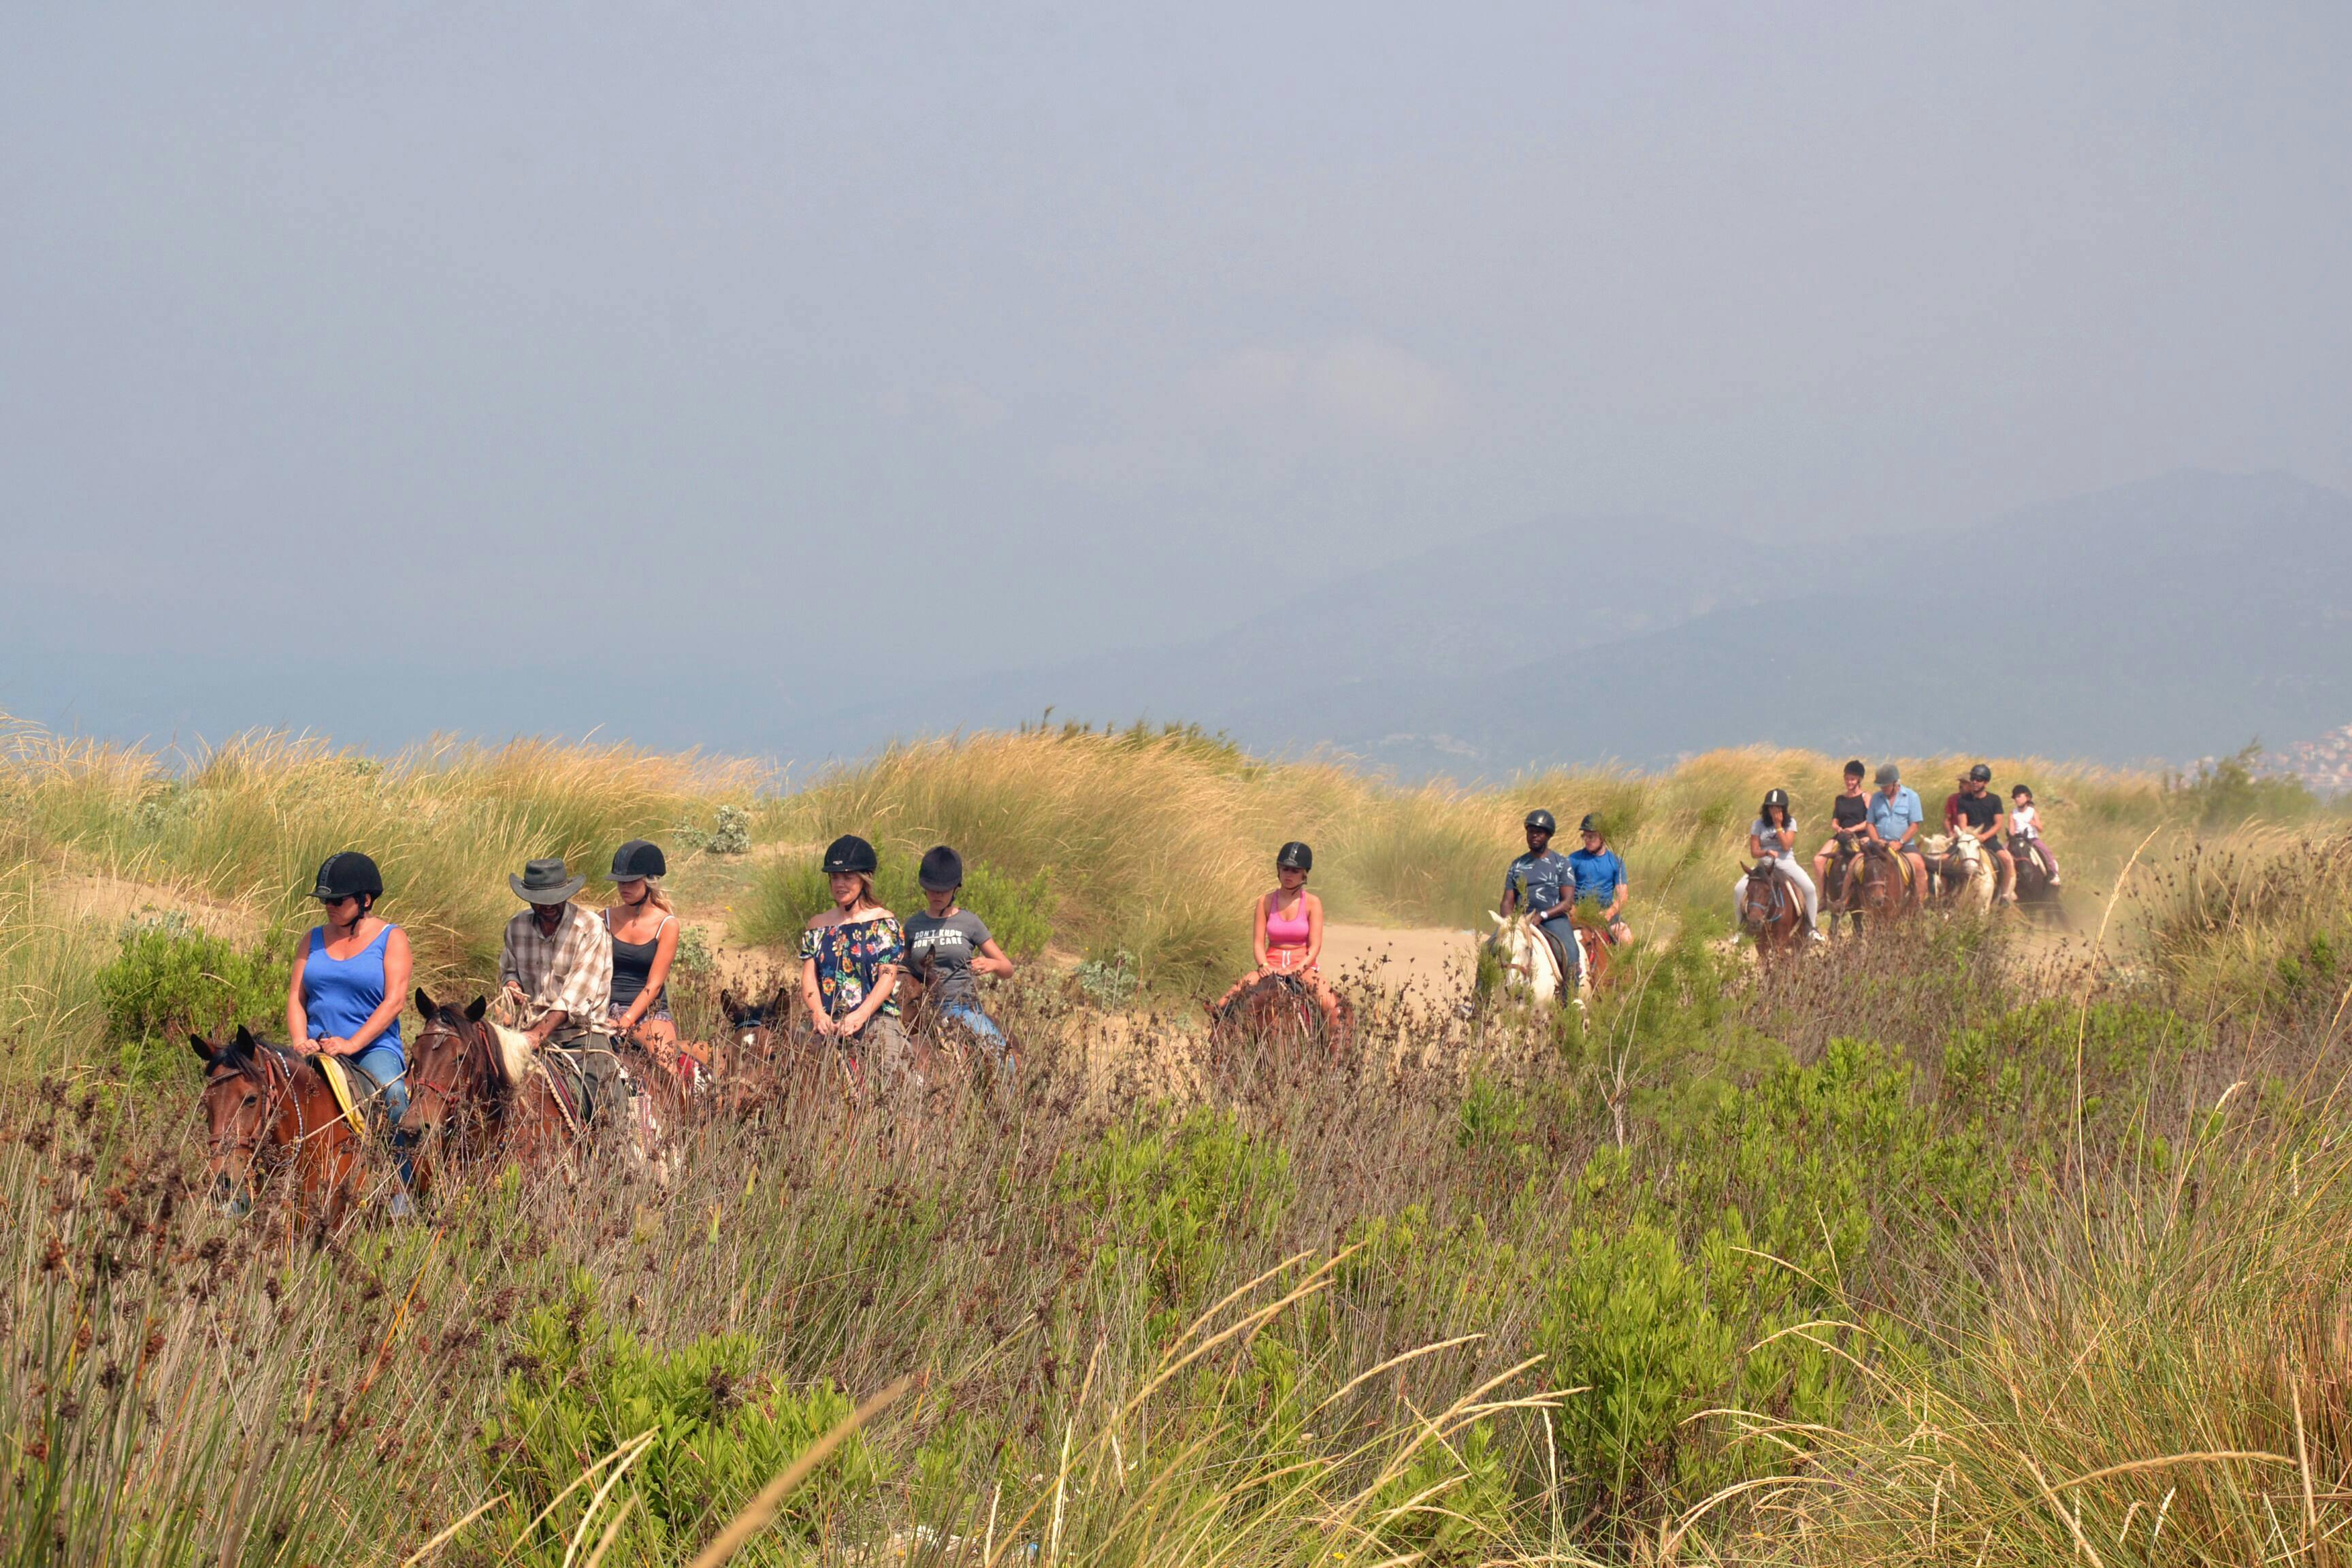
[5,715,2352,1563]
[4,722,759,983]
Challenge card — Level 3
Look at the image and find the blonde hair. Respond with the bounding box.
[615,875,673,915]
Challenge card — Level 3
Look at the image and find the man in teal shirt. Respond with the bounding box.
[1864,764,1929,909]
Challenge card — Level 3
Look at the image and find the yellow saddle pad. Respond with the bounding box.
[314,1054,365,1135]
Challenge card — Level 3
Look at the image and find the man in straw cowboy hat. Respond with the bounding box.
[498,858,623,1124]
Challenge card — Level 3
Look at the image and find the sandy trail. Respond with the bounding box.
[1320,921,1478,1004]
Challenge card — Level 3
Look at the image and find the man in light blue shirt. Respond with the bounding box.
[1865,763,1929,908]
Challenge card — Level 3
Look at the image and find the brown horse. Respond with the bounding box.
[1819,836,1866,936]
[719,985,794,1077]
[1852,843,1917,928]
[2005,834,2068,926]
[399,988,579,1192]
[1209,973,1354,1086]
[191,1027,365,1233]
[1737,862,1807,958]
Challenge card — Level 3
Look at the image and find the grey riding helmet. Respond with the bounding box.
[1524,809,1557,834]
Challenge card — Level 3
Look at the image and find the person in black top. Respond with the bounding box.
[1812,760,1873,892]
[604,840,687,1077]
[1949,764,2016,902]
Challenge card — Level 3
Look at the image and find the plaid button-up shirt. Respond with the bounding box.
[500,902,613,1043]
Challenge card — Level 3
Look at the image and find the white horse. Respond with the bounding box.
[1923,830,1993,914]
[1488,911,1589,1011]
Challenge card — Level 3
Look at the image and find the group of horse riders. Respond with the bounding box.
[271,832,1017,1206]
[244,771,2056,1207]
[1201,762,2062,1019]
[1733,760,2061,943]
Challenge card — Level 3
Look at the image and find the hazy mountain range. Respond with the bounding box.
[830,470,2352,777]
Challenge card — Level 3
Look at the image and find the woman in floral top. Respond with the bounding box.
[799,834,917,1077]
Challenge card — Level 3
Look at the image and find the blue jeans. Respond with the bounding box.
[342,1042,414,1188]
[939,1002,1011,1062]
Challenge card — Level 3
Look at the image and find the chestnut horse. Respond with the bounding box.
[191,1026,365,1232]
[399,988,579,1192]
[1851,843,1917,929]
[1737,862,1808,959]
[1208,973,1354,1084]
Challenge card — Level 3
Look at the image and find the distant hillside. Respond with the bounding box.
[839,470,2352,778]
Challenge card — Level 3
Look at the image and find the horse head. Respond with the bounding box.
[191,1025,278,1211]
[720,983,791,1069]
[401,986,492,1141]
[1488,910,1565,1000]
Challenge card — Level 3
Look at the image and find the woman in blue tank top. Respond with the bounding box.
[284,852,414,1140]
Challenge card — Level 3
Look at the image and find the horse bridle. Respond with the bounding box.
[203,1047,340,1161]
[203,1055,284,1161]
[406,1017,493,1111]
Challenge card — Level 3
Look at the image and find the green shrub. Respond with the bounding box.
[737,853,1054,956]
[1369,1419,1517,1566]
[1063,1108,1293,1320]
[485,1275,879,1561]
[96,915,289,1083]
[1074,948,1141,1009]
[1535,1222,1734,1512]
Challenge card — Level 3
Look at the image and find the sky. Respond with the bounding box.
[3,3,2349,759]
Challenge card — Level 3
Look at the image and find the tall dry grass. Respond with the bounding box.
[758,724,2191,990]
[6,714,2352,1563]
[5,722,759,982]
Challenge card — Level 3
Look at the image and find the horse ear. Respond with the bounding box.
[719,988,741,1022]
[466,995,487,1022]
[189,1033,216,1063]
[415,987,436,1017]
[233,1024,258,1051]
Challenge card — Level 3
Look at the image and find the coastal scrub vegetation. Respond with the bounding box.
[1,713,2349,1563]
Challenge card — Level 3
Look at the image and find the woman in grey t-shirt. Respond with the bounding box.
[902,845,1017,1064]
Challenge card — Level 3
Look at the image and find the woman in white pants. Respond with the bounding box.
[1735,789,1823,940]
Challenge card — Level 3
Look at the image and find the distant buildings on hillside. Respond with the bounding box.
[2257,725,2352,796]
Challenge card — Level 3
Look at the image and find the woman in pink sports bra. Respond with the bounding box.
[1214,841,1342,1030]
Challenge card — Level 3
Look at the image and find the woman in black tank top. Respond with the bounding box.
[604,840,685,1077]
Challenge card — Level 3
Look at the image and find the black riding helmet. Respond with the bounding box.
[1967,763,1993,783]
[311,851,382,903]
[822,834,879,875]
[1578,813,1605,836]
[918,845,964,892]
[609,839,667,880]
[1761,787,1791,818]
[1276,840,1312,872]
[1524,809,1557,834]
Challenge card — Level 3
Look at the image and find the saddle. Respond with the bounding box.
[315,1054,398,1141]
[1534,918,1580,984]
[536,1034,630,1130]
